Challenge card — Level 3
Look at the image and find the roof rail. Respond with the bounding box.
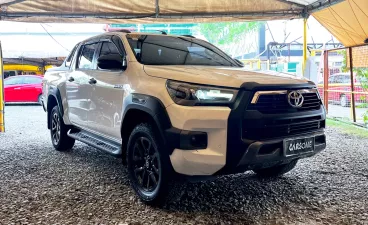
[156,30,167,35]
[182,35,196,38]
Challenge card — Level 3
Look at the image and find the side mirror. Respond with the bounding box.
[97,54,126,70]
[234,59,244,67]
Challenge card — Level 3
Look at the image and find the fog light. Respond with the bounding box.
[180,131,207,150]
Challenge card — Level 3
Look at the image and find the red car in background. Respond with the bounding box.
[4,75,43,104]
[318,73,368,107]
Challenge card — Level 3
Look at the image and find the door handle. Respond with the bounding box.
[68,76,75,82]
[89,78,97,85]
[14,87,21,90]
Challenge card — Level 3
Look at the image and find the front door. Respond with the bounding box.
[88,39,126,140]
[66,42,98,127]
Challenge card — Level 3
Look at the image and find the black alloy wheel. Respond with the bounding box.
[49,106,75,151]
[132,137,161,193]
[127,123,171,205]
[51,110,61,146]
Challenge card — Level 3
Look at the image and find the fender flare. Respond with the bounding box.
[121,94,174,151]
[47,86,64,129]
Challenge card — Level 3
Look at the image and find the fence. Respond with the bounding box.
[321,45,368,127]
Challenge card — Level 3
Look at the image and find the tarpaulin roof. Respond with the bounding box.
[312,0,368,47]
[0,0,343,23]
[1,0,366,47]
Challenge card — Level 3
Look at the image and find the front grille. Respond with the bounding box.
[243,118,325,140]
[249,92,321,113]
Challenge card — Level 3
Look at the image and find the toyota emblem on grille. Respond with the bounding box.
[288,91,304,108]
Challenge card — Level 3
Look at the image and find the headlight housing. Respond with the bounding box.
[166,80,238,106]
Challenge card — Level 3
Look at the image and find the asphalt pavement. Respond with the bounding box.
[0,106,367,224]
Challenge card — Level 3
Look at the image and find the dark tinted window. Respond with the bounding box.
[65,43,79,67]
[99,42,120,57]
[78,43,97,69]
[24,77,42,84]
[126,35,238,67]
[4,77,23,86]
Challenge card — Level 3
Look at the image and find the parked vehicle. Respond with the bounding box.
[318,73,368,107]
[42,32,326,205]
[4,75,43,103]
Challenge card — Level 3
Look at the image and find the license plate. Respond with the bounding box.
[284,136,315,157]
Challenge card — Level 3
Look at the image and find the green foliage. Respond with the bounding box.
[198,22,261,45]
[338,49,348,73]
[356,68,368,89]
[339,48,368,123]
[355,68,368,123]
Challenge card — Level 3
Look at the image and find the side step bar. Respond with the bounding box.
[68,130,122,156]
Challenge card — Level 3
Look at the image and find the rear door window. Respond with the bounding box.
[99,42,120,57]
[77,43,98,69]
[24,77,42,84]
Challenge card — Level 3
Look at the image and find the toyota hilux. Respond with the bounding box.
[42,32,326,204]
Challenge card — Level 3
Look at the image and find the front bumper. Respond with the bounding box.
[166,85,327,176]
[216,131,326,175]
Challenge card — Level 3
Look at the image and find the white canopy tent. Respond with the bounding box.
[0,0,341,23]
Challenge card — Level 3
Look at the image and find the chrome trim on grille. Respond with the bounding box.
[251,91,287,104]
[251,89,318,104]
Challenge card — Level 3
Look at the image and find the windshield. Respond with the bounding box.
[126,34,239,67]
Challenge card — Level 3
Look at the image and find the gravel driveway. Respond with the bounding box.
[0,106,367,225]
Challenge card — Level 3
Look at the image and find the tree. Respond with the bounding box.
[198,22,261,56]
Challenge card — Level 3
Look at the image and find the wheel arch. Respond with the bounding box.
[120,94,172,155]
[46,87,64,129]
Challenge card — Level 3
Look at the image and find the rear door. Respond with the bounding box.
[22,76,42,102]
[88,36,126,140]
[4,76,24,102]
[66,42,98,127]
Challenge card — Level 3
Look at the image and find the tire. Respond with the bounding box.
[126,123,171,205]
[38,95,43,105]
[50,106,75,151]
[340,94,350,107]
[253,160,298,177]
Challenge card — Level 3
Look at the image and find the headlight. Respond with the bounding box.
[166,80,238,106]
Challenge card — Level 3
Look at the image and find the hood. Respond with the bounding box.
[143,65,311,88]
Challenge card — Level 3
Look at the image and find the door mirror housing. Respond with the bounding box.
[97,54,126,70]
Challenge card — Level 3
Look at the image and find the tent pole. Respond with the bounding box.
[0,41,5,132]
[349,47,356,122]
[302,17,307,76]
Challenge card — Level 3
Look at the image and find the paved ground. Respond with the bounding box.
[327,104,367,124]
[0,106,367,225]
